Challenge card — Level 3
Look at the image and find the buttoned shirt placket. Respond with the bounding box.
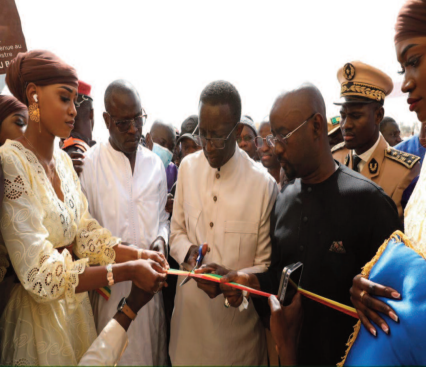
[207,169,221,257]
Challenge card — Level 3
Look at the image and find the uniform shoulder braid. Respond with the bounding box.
[331,141,346,153]
[385,147,420,169]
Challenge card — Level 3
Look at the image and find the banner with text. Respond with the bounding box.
[0,0,27,75]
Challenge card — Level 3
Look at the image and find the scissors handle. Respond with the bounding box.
[196,245,204,265]
[179,244,206,287]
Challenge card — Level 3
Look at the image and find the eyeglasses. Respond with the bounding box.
[237,135,255,144]
[105,109,147,133]
[254,136,274,148]
[267,112,316,147]
[74,94,93,108]
[194,121,240,150]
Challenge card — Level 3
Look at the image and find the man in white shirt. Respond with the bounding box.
[80,80,169,366]
[169,80,278,366]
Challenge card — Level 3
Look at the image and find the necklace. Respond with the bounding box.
[23,134,56,184]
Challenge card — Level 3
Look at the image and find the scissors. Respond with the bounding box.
[180,243,209,287]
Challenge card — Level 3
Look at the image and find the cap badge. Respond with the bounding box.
[344,63,356,81]
[369,158,379,174]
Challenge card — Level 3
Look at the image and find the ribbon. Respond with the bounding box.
[167,268,358,319]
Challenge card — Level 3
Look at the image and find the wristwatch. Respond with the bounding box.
[117,297,137,320]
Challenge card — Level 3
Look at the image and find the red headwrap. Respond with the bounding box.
[395,0,426,43]
[0,95,27,124]
[5,50,78,105]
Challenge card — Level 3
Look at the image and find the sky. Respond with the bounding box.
[7,0,418,142]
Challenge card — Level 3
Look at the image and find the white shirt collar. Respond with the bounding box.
[353,134,381,163]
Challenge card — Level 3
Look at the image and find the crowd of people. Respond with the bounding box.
[0,0,426,366]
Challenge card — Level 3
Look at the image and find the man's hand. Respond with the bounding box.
[131,259,167,294]
[126,282,155,314]
[114,283,154,332]
[193,263,229,299]
[350,274,400,336]
[165,193,174,213]
[184,243,209,269]
[195,263,230,276]
[220,271,258,308]
[269,293,303,366]
[149,237,168,259]
[69,151,85,176]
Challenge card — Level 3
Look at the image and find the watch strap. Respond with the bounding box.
[121,303,137,321]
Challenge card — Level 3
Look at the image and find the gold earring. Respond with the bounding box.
[29,103,41,132]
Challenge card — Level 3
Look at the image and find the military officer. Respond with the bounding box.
[332,61,420,221]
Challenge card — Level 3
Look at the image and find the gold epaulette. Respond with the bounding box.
[385,147,421,169]
[331,141,346,153]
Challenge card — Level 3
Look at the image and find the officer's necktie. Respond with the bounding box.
[352,155,362,172]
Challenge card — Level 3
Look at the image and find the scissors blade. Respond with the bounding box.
[179,267,196,286]
[180,244,207,287]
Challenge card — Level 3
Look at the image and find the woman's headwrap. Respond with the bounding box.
[6,50,78,105]
[0,95,27,124]
[395,0,426,43]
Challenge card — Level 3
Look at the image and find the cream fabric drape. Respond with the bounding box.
[405,157,426,250]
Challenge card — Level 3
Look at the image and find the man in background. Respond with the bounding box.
[62,80,96,175]
[256,118,281,186]
[80,79,169,366]
[146,119,178,195]
[176,114,202,162]
[380,116,403,147]
[238,114,259,161]
[332,61,420,221]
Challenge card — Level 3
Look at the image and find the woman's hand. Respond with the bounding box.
[350,274,400,336]
[143,246,169,270]
[130,259,167,294]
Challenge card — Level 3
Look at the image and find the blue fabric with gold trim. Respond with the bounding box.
[344,236,426,366]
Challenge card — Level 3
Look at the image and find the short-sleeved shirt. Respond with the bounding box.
[255,162,401,366]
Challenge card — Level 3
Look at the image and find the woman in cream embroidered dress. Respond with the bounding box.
[0,50,168,366]
[0,141,117,365]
